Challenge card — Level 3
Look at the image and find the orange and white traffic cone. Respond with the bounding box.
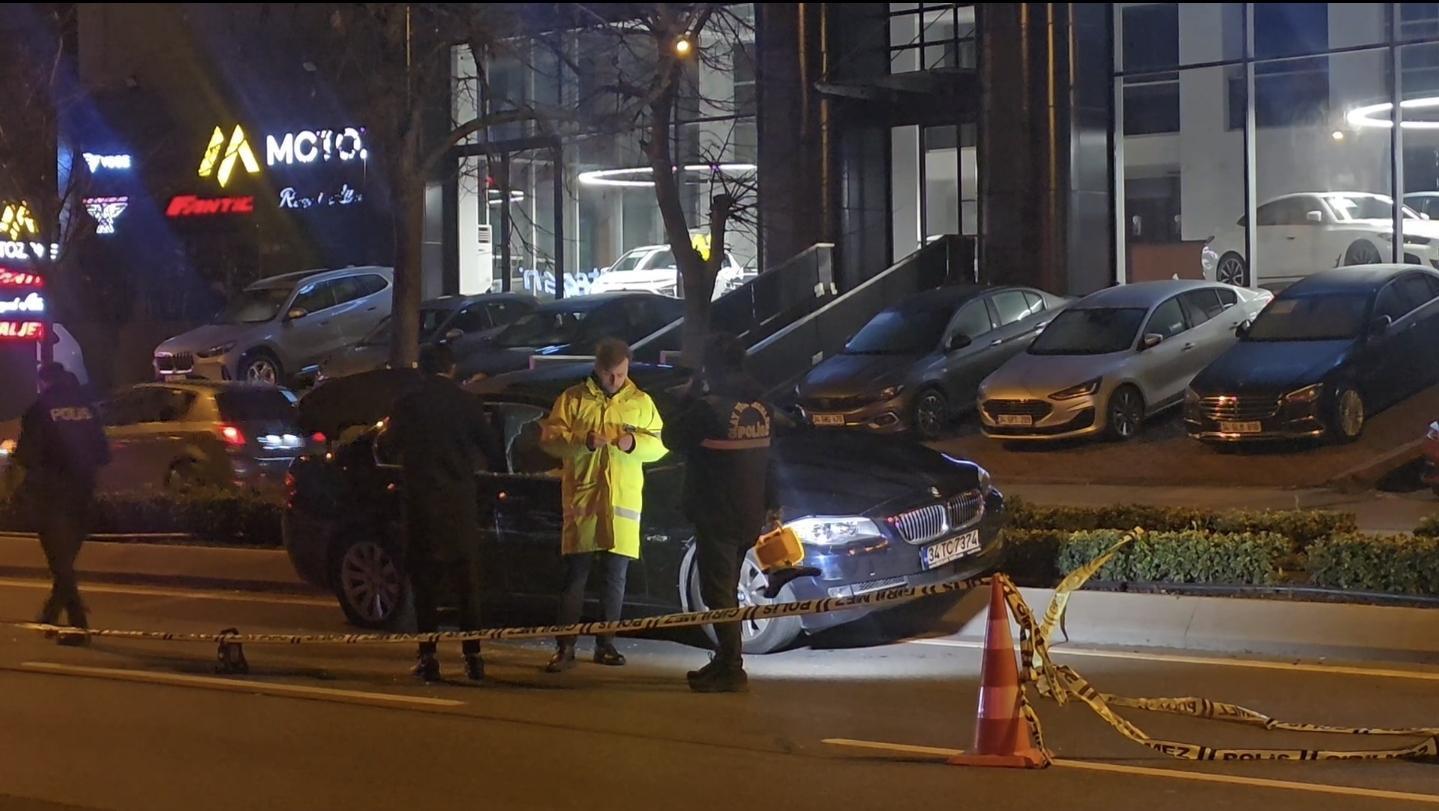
[948,578,1048,769]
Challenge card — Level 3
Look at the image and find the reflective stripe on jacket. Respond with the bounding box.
[539,377,667,558]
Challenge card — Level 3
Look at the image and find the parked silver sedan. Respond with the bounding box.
[977,280,1272,441]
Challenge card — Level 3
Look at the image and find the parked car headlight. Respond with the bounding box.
[879,385,904,400]
[1284,383,1323,404]
[977,465,992,495]
[1049,377,1101,401]
[1406,235,1433,246]
[787,516,883,548]
[198,341,237,358]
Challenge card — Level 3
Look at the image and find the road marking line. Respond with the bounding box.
[822,739,1439,805]
[906,638,1439,682]
[19,661,464,709]
[0,577,331,607]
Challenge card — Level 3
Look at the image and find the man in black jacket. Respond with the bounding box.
[387,344,503,682]
[14,363,110,642]
[662,334,781,693]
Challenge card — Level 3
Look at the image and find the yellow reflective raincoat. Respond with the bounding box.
[539,377,667,558]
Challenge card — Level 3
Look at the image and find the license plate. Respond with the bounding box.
[996,414,1033,427]
[922,529,982,570]
[811,414,845,427]
[163,374,187,382]
[1219,420,1262,434]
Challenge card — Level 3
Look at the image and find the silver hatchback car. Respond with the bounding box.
[978,280,1272,441]
[154,266,393,386]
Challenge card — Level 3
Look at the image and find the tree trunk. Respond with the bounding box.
[389,176,426,370]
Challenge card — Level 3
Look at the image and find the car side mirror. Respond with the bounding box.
[1306,210,1324,224]
[1139,333,1164,351]
[444,328,464,342]
[946,333,972,352]
[1369,315,1393,338]
[286,307,309,321]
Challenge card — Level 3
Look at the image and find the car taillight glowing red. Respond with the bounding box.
[311,432,326,444]
[219,425,246,446]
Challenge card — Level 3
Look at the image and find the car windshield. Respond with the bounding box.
[494,307,590,348]
[217,389,297,421]
[215,287,293,324]
[609,250,648,273]
[845,306,953,355]
[1326,194,1421,221]
[1244,293,1370,341]
[1029,307,1147,355]
[360,309,449,346]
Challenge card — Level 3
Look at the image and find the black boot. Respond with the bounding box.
[413,651,441,683]
[545,642,577,674]
[688,662,748,693]
[687,657,721,682]
[463,653,485,682]
[593,641,626,667]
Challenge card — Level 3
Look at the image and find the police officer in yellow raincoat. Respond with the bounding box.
[539,337,667,672]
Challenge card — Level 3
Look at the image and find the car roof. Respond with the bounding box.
[466,362,692,404]
[1282,264,1433,295]
[1072,279,1219,308]
[533,292,662,311]
[422,292,539,311]
[127,381,296,397]
[246,265,394,290]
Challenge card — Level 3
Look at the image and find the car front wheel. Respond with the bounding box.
[1105,385,1145,441]
[686,546,803,655]
[332,537,413,630]
[912,388,949,441]
[240,351,283,386]
[1332,386,1366,443]
[1216,252,1249,286]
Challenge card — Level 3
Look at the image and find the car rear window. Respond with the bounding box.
[217,390,297,421]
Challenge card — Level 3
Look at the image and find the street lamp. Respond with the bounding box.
[673,35,694,57]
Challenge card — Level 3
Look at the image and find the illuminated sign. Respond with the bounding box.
[0,270,43,287]
[83,153,132,172]
[0,320,45,341]
[84,196,129,235]
[0,242,56,262]
[0,292,45,315]
[166,195,255,217]
[1,202,36,240]
[278,183,365,209]
[198,125,260,188]
[266,127,368,166]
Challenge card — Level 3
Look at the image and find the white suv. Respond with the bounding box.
[1202,192,1439,287]
[588,245,747,300]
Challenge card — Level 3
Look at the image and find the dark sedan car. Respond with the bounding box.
[1185,265,1439,443]
[794,285,1069,439]
[454,293,683,383]
[313,292,537,384]
[282,364,1005,654]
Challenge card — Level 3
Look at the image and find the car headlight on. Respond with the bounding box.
[1406,235,1433,246]
[879,385,904,401]
[786,516,883,548]
[1284,383,1323,404]
[197,341,237,358]
[977,465,992,495]
[1049,377,1101,401]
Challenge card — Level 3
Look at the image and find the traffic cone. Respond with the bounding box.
[948,578,1048,769]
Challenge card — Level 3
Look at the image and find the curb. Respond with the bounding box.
[1325,438,1425,493]
[941,585,1439,664]
[0,533,319,596]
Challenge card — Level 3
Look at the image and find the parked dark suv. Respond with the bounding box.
[283,363,1005,654]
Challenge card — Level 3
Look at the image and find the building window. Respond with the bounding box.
[1121,4,1179,136]
[888,4,976,75]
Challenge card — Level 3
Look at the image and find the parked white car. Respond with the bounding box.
[1201,192,1439,287]
[588,244,746,300]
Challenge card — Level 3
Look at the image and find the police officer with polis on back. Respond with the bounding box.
[13,362,110,643]
[386,344,503,683]
[662,334,783,693]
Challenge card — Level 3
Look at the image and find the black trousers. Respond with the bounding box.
[36,488,91,627]
[556,551,629,647]
[695,525,751,668]
[412,556,483,657]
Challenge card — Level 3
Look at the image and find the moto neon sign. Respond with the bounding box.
[266,127,368,166]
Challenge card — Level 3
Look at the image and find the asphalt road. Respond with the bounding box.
[3,577,1439,810]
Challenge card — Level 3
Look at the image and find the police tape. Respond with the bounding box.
[1003,529,1439,763]
[13,575,987,647]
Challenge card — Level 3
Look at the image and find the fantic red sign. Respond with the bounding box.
[0,319,44,341]
[166,195,255,217]
[0,269,43,288]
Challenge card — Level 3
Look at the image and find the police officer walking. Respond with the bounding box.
[387,344,502,682]
[14,363,110,643]
[539,338,667,672]
[662,334,780,693]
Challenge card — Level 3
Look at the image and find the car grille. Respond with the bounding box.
[982,399,1053,420]
[889,489,985,545]
[1199,395,1279,421]
[155,352,194,373]
[804,394,875,411]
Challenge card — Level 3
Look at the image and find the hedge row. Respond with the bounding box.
[1001,528,1291,587]
[1005,499,1355,550]
[1417,515,1439,539]
[0,487,283,547]
[1308,533,1439,595]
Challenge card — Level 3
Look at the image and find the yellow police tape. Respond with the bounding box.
[1002,529,1439,765]
[14,528,1439,763]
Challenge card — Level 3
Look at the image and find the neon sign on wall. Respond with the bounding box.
[0,292,44,315]
[166,195,255,217]
[0,320,45,341]
[0,270,42,288]
[83,153,132,172]
[266,128,368,166]
[84,196,129,235]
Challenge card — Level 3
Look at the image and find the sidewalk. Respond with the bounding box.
[1004,483,1438,534]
